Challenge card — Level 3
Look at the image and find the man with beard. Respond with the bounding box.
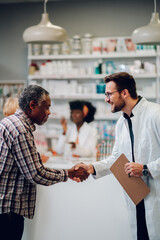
[0,85,89,240]
[74,72,160,240]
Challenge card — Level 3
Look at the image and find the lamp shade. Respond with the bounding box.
[23,13,67,44]
[132,13,160,45]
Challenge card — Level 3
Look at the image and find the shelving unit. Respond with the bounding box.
[26,37,160,143]
[28,51,157,60]
[28,73,157,80]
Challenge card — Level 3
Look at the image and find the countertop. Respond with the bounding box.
[22,157,132,240]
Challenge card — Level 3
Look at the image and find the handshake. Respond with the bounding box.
[67,163,94,182]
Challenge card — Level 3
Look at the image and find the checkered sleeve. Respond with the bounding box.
[12,132,68,185]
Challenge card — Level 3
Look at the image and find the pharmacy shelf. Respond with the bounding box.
[0,80,25,84]
[49,114,120,121]
[50,93,156,100]
[50,93,105,100]
[94,114,120,120]
[27,38,160,134]
[29,73,157,80]
[28,51,157,61]
[28,74,106,80]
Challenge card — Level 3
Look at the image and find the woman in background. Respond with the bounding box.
[56,100,98,158]
[3,97,19,117]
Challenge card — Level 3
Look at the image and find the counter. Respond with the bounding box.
[22,158,132,240]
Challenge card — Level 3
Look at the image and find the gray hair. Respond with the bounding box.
[19,85,49,111]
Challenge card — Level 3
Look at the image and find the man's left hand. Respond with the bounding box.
[124,162,143,177]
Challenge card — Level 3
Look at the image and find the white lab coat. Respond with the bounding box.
[56,122,98,157]
[92,98,160,240]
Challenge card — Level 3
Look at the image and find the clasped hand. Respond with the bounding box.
[68,163,94,183]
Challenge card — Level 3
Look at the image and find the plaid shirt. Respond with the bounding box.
[0,109,68,219]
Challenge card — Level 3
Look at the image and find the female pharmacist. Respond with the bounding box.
[56,100,98,158]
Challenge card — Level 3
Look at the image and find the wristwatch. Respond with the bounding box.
[142,165,149,176]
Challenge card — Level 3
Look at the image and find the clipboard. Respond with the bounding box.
[110,154,150,205]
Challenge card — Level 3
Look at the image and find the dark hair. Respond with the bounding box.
[69,100,96,123]
[19,85,49,111]
[104,72,138,99]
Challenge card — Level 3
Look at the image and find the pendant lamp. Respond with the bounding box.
[132,0,160,45]
[23,0,67,44]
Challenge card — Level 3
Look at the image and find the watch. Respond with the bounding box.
[142,165,149,176]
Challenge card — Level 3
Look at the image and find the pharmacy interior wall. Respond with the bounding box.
[0,0,158,81]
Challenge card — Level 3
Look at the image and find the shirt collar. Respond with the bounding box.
[80,121,88,129]
[15,108,36,132]
[73,121,88,132]
[123,96,142,119]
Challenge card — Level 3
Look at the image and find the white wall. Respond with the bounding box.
[0,0,159,81]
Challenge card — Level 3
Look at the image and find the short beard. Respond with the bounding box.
[112,101,125,113]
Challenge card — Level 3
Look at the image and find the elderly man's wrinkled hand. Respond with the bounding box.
[68,166,89,183]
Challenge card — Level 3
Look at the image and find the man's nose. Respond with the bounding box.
[105,96,110,103]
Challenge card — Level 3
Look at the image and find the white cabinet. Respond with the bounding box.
[26,37,160,143]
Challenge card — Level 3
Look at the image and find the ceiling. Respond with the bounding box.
[0,0,41,2]
[0,0,83,3]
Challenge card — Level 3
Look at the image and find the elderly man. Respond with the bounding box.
[0,85,88,240]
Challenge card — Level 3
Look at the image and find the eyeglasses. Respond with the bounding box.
[105,90,120,99]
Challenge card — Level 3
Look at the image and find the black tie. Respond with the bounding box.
[127,116,135,162]
[124,113,149,240]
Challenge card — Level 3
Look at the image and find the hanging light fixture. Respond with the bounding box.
[132,0,160,45]
[23,0,67,44]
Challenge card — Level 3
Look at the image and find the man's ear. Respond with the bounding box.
[29,100,37,111]
[123,89,129,97]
